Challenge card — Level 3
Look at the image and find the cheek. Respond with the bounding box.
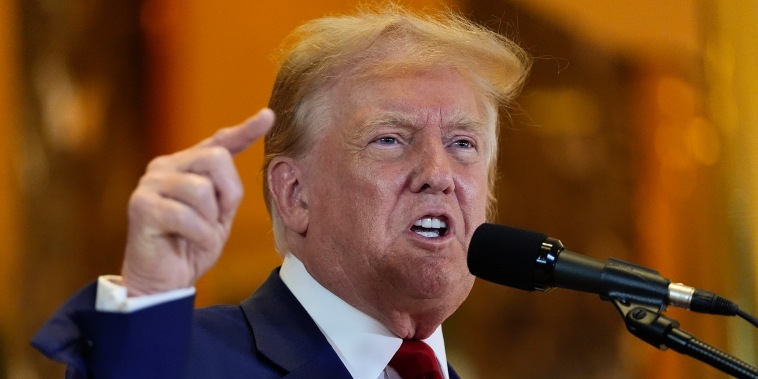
[457,170,489,213]
[343,159,406,200]
[312,159,398,226]
[454,171,490,240]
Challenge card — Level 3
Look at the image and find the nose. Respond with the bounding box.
[409,140,455,195]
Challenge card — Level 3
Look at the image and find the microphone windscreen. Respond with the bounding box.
[467,223,547,291]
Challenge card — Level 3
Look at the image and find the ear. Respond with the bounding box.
[267,157,309,234]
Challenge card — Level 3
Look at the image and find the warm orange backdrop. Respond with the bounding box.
[2,0,756,378]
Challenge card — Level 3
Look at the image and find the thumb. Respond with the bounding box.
[195,108,275,156]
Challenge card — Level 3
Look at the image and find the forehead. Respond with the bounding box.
[330,67,496,132]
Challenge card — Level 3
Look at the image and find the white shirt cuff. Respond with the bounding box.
[95,275,195,313]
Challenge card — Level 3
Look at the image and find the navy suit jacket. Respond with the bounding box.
[32,268,461,379]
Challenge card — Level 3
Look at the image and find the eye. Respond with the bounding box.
[451,139,474,149]
[374,136,399,145]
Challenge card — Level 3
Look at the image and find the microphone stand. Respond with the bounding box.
[611,299,758,379]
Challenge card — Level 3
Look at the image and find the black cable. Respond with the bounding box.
[691,290,758,329]
[737,308,758,329]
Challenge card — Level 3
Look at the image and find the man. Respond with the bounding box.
[33,4,529,378]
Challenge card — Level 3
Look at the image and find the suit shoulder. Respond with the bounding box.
[189,304,284,377]
[193,304,249,334]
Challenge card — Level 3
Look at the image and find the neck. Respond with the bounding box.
[293,249,468,339]
[368,303,447,339]
[330,278,461,339]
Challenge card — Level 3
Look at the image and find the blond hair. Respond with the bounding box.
[263,3,530,254]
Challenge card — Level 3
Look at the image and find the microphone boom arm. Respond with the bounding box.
[611,298,758,379]
[533,232,758,377]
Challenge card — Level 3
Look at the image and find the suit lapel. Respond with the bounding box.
[240,268,352,379]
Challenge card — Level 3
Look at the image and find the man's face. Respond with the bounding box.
[297,67,493,325]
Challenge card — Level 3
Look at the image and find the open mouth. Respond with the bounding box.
[411,217,449,238]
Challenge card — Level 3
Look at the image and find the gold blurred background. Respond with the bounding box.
[0,0,756,378]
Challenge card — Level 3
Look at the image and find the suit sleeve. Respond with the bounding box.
[31,281,195,379]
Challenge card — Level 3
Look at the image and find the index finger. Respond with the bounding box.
[195,108,275,156]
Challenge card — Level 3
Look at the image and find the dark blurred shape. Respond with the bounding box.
[15,1,147,377]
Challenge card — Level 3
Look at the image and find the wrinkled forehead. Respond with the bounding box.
[322,64,499,158]
[336,62,496,115]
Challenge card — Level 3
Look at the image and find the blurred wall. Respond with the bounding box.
[702,0,758,365]
[11,1,148,377]
[1,0,756,378]
[0,0,21,377]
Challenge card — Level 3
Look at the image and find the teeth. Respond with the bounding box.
[416,230,440,238]
[412,217,447,238]
[414,217,447,229]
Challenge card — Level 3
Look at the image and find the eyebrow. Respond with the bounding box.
[445,110,488,135]
[356,109,487,137]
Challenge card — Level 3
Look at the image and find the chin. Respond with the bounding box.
[408,263,474,301]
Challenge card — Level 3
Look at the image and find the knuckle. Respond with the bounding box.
[204,146,233,164]
[187,175,215,199]
[228,182,244,202]
[127,190,157,220]
[146,155,170,171]
[213,127,235,142]
[167,206,192,227]
[138,170,165,187]
[128,189,151,209]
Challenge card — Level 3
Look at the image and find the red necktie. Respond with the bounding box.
[389,339,444,379]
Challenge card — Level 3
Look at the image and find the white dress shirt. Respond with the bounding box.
[279,253,449,379]
[95,253,450,379]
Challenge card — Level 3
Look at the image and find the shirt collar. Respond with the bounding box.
[280,253,449,379]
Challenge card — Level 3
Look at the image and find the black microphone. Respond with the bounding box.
[467,223,738,315]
